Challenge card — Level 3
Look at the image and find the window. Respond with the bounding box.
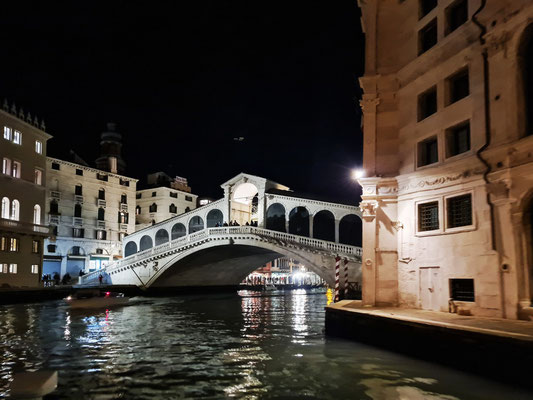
[119,232,126,242]
[31,264,39,274]
[450,278,475,301]
[136,193,142,199]
[9,238,19,252]
[152,191,157,197]
[185,196,193,202]
[34,169,42,185]
[418,201,439,232]
[47,244,56,253]
[33,204,41,225]
[0,237,5,251]
[185,207,191,212]
[119,179,129,187]
[0,264,6,273]
[170,192,178,198]
[2,158,11,175]
[52,226,58,236]
[417,136,439,167]
[11,161,21,178]
[121,194,127,204]
[35,140,43,154]
[1,197,9,219]
[419,0,437,19]
[96,248,104,254]
[98,189,105,200]
[169,204,177,214]
[73,228,84,238]
[51,162,60,170]
[136,205,141,215]
[447,68,469,104]
[97,173,108,181]
[76,168,83,176]
[149,203,157,213]
[75,185,83,196]
[96,230,107,240]
[118,211,128,224]
[447,194,472,228]
[11,200,19,221]
[71,246,82,255]
[50,200,59,215]
[12,130,21,145]
[9,264,17,274]
[98,208,105,221]
[419,18,437,54]
[3,126,12,140]
[418,86,437,121]
[32,240,39,253]
[446,0,468,35]
[446,121,470,157]
[74,203,82,218]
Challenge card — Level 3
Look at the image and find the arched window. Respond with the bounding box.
[136,205,141,215]
[185,207,191,212]
[313,210,335,241]
[11,199,20,221]
[50,200,59,215]
[124,241,137,257]
[33,204,41,225]
[98,207,105,221]
[98,188,105,200]
[289,206,310,237]
[118,211,129,224]
[206,209,223,227]
[75,184,82,196]
[149,203,157,213]
[339,214,362,246]
[266,203,286,232]
[74,203,82,218]
[171,223,186,239]
[139,235,153,251]
[155,229,169,245]
[189,216,204,233]
[169,203,177,214]
[1,197,9,219]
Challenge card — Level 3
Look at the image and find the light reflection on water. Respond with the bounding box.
[0,290,532,399]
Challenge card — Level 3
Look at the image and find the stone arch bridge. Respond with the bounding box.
[80,173,362,289]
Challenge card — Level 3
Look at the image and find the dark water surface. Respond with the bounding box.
[0,289,532,399]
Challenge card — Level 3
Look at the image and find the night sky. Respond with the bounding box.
[0,1,364,204]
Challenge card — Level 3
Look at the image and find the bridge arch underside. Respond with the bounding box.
[136,242,359,289]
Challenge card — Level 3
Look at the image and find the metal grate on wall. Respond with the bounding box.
[418,201,439,231]
[450,278,475,302]
[447,194,472,228]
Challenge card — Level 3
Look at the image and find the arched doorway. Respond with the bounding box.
[207,209,224,227]
[339,214,362,246]
[313,210,335,241]
[155,229,169,246]
[140,235,153,251]
[124,241,137,257]
[231,182,258,225]
[171,223,186,240]
[266,203,286,232]
[189,216,204,233]
[289,207,309,237]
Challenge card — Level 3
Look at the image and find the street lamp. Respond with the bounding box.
[351,169,365,180]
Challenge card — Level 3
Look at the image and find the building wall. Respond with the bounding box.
[0,107,51,287]
[358,0,533,318]
[135,187,197,229]
[43,157,137,276]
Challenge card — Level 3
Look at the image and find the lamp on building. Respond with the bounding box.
[351,169,365,180]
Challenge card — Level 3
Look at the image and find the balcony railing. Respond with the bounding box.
[120,203,128,212]
[50,191,61,200]
[74,195,83,204]
[0,217,51,235]
[49,215,60,224]
[97,220,106,229]
[97,199,106,208]
[73,217,83,226]
[119,224,128,232]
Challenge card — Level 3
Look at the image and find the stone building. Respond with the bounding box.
[357,0,533,319]
[0,101,51,287]
[135,172,198,230]
[43,124,137,277]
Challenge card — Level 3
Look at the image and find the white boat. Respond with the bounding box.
[65,291,129,309]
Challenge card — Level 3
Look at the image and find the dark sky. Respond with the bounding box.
[0,1,364,204]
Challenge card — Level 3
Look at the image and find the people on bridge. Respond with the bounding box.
[223,222,228,227]
[245,221,249,226]
[98,274,103,285]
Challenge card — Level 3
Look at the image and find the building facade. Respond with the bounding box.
[0,103,51,287]
[43,158,137,277]
[358,0,533,319]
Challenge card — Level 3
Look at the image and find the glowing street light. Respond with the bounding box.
[351,169,365,180]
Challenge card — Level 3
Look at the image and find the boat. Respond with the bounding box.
[65,290,129,309]
[264,283,277,291]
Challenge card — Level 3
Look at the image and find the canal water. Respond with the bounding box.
[0,289,532,399]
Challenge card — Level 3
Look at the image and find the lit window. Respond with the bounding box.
[73,228,84,238]
[136,206,141,215]
[11,200,20,221]
[1,197,9,219]
[31,264,39,274]
[32,240,39,253]
[0,237,5,251]
[119,232,126,241]
[446,121,471,158]
[0,264,6,273]
[96,230,107,240]
[9,263,17,273]
[11,161,21,178]
[2,158,11,175]
[13,130,21,145]
[34,169,42,185]
[447,194,472,228]
[9,238,19,252]
[417,136,439,167]
[3,126,12,140]
[33,204,41,225]
[418,201,439,232]
[35,140,43,154]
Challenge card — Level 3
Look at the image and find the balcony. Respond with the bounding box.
[0,217,51,236]
[120,203,128,212]
[119,224,128,232]
[50,191,61,200]
[97,199,106,208]
[74,195,83,204]
[97,220,106,229]
[49,215,60,224]
[73,217,83,226]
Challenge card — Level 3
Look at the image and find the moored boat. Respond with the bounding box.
[65,290,129,309]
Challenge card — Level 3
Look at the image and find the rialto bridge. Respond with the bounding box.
[79,173,362,289]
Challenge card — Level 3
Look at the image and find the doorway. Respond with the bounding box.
[419,266,440,311]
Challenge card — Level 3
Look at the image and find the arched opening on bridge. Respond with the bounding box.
[266,203,286,232]
[339,214,362,246]
[124,241,137,257]
[140,235,153,251]
[313,210,335,242]
[155,229,170,246]
[289,206,310,237]
[231,182,258,226]
[207,209,223,227]
[171,223,186,240]
[189,216,204,233]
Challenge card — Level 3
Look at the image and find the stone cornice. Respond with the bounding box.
[47,157,138,182]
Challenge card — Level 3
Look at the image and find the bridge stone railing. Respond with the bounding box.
[79,226,362,285]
